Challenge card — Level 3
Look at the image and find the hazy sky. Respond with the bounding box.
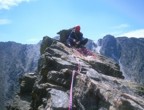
[0,0,144,44]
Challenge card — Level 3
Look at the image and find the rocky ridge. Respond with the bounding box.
[8,36,144,110]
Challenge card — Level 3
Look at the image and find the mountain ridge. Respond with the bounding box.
[96,35,144,84]
[1,34,144,109]
[0,41,40,110]
[7,36,144,110]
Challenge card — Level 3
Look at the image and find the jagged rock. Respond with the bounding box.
[6,95,31,110]
[88,56,123,79]
[29,36,144,110]
[6,73,37,110]
[74,75,144,110]
[20,73,37,95]
[40,36,54,55]
[46,89,69,110]
[8,36,144,110]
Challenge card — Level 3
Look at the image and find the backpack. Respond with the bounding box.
[57,28,73,44]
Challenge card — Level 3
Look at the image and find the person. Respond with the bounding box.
[66,25,88,48]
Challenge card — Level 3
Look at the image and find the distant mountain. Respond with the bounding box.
[94,35,144,84]
[0,41,40,110]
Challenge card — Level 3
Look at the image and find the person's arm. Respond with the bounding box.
[66,29,76,46]
[68,29,75,40]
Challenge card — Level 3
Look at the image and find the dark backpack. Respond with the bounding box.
[57,28,73,44]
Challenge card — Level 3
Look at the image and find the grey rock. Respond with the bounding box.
[47,89,69,109]
[20,73,37,95]
[8,36,144,110]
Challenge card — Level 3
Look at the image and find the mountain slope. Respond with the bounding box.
[0,41,40,110]
[96,35,144,84]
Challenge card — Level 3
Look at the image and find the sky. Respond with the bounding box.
[0,0,144,44]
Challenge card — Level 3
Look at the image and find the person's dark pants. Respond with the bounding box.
[66,38,76,47]
[77,38,88,48]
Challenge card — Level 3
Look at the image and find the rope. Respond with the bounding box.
[68,48,96,110]
[68,70,75,110]
[68,49,81,110]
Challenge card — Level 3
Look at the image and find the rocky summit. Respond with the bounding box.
[7,36,144,110]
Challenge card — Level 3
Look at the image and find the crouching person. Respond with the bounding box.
[66,25,88,48]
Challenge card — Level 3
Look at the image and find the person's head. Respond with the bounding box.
[75,25,81,32]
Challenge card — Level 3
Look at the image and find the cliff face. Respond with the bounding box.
[98,35,144,84]
[8,36,144,110]
[0,41,40,110]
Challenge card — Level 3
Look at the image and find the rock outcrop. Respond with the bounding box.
[8,36,144,110]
